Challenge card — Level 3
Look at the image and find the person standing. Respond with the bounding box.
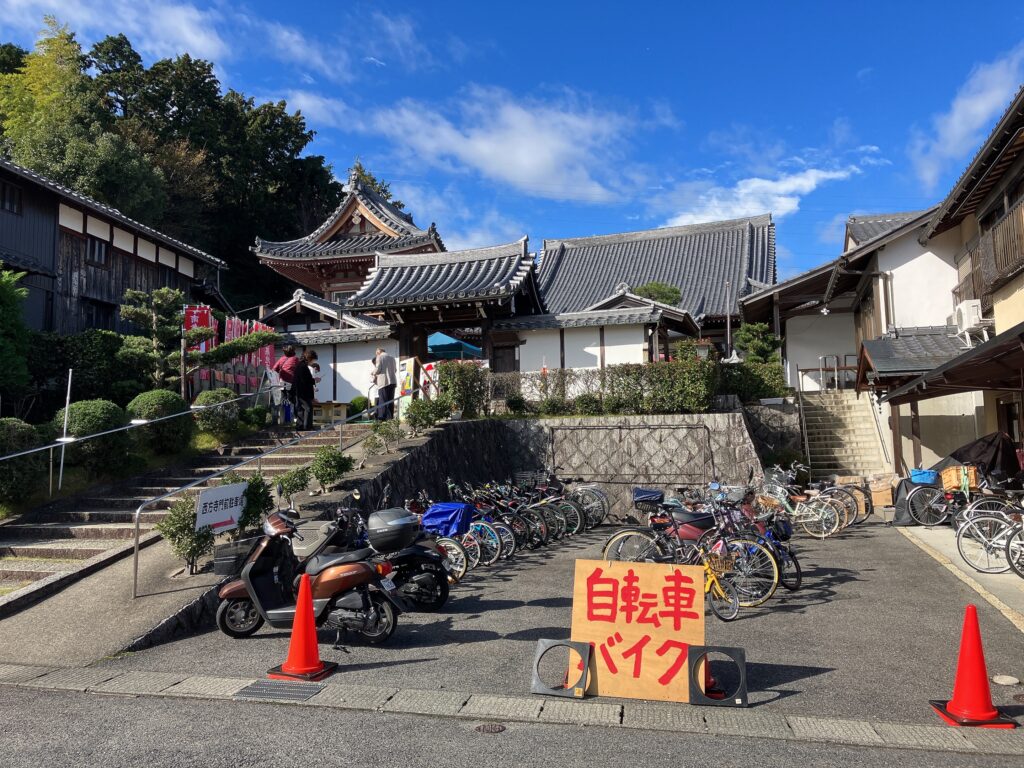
[373,346,397,420]
[272,345,300,424]
[292,352,316,430]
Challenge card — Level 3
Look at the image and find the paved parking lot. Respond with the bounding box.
[93,519,1024,726]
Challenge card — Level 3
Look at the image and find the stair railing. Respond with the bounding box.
[131,386,421,599]
[797,391,812,475]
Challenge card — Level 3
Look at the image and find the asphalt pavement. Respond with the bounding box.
[1,685,1020,768]
[90,519,1024,726]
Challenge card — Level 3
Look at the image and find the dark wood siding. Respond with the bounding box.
[0,169,58,274]
[55,231,193,334]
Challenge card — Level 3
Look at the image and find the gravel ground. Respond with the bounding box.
[94,519,1024,725]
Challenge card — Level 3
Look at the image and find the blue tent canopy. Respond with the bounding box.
[427,332,482,360]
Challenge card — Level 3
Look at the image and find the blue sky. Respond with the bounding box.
[3,1,1024,277]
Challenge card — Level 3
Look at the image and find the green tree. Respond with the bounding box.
[119,287,185,388]
[0,263,30,404]
[351,158,404,210]
[634,281,682,306]
[0,43,27,75]
[733,322,782,363]
[89,33,144,118]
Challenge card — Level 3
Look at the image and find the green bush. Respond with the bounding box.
[539,396,570,416]
[373,419,404,451]
[350,395,369,417]
[603,365,645,414]
[719,361,788,403]
[217,471,275,535]
[0,418,44,503]
[505,393,528,415]
[157,494,214,574]
[427,394,452,422]
[240,405,269,429]
[193,388,239,436]
[573,392,603,415]
[52,399,129,473]
[361,433,385,456]
[437,360,488,418]
[403,398,438,435]
[311,446,355,491]
[127,390,193,455]
[276,465,312,501]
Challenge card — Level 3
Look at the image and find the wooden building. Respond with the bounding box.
[0,158,226,334]
[252,169,445,303]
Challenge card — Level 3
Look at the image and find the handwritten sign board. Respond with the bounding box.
[195,482,247,533]
[570,559,705,703]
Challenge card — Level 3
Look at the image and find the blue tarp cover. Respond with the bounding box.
[421,502,475,537]
[632,487,664,504]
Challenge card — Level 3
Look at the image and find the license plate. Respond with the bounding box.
[379,577,396,591]
[441,559,453,571]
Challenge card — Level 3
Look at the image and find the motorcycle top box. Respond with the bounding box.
[366,508,421,552]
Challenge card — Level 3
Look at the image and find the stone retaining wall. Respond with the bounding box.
[743,403,803,464]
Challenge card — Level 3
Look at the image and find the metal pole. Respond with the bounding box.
[180,335,187,401]
[48,447,53,497]
[58,368,72,491]
[725,280,732,354]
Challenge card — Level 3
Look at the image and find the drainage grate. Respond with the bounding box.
[475,723,507,734]
[234,679,325,702]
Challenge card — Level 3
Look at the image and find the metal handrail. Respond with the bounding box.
[131,386,421,598]
[0,387,275,464]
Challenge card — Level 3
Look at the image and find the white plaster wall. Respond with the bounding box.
[604,325,645,365]
[784,313,857,391]
[290,338,397,403]
[878,227,960,328]
[563,327,601,369]
[519,329,561,372]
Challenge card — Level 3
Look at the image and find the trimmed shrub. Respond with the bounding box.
[427,394,452,422]
[127,390,193,455]
[573,392,602,416]
[403,398,437,435]
[373,419,403,451]
[276,465,312,502]
[311,446,355,491]
[437,360,488,418]
[0,418,44,503]
[361,433,385,456]
[603,365,645,414]
[538,396,570,416]
[193,388,239,436]
[350,395,369,418]
[52,399,129,473]
[719,361,788,403]
[240,405,269,429]
[157,494,214,574]
[505,393,528,415]
[217,471,275,535]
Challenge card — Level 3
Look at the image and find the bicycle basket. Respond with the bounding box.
[707,552,737,575]
[756,494,782,509]
[771,516,793,542]
[636,501,663,517]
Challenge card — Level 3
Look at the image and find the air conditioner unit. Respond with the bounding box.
[955,300,983,334]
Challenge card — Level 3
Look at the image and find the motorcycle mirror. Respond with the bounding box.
[276,483,284,497]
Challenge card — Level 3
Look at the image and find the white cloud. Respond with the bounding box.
[909,42,1024,191]
[395,183,524,251]
[369,86,629,203]
[260,21,351,83]
[664,166,860,226]
[283,91,353,129]
[367,12,432,71]
[0,0,229,61]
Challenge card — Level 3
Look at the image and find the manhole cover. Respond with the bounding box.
[475,723,507,734]
[1014,693,1024,704]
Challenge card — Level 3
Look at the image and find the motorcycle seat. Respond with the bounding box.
[305,548,374,576]
[671,510,717,529]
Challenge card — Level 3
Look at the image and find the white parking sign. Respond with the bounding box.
[195,482,247,533]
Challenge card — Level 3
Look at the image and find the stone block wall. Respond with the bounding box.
[743,403,803,465]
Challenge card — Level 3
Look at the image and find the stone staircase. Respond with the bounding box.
[0,423,372,598]
[799,390,890,480]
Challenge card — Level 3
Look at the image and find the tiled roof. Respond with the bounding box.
[846,210,928,248]
[347,238,539,309]
[0,157,225,268]
[282,326,393,345]
[538,215,775,317]
[254,229,439,260]
[493,307,663,331]
[262,289,387,328]
[862,326,970,376]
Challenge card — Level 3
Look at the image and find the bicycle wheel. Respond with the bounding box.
[548,506,567,540]
[776,545,802,591]
[471,521,502,566]
[573,487,608,527]
[492,521,517,559]
[558,501,585,536]
[798,498,840,539]
[502,513,530,550]
[601,529,667,562]
[723,538,779,607]
[956,515,1013,573]
[459,532,482,569]
[907,486,949,527]
[844,485,872,525]
[707,575,739,622]
[521,510,549,548]
[435,537,468,581]
[960,498,1011,526]
[1004,525,1024,579]
[821,487,858,529]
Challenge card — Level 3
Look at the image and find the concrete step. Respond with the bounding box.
[0,539,126,559]
[0,579,34,597]
[48,510,166,525]
[0,522,152,541]
[76,496,174,511]
[0,557,77,581]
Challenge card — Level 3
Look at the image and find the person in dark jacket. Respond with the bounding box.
[292,352,316,430]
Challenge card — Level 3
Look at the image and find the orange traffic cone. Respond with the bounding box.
[268,574,337,682]
[931,605,1017,728]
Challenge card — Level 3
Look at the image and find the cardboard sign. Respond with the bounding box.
[195,482,247,533]
[570,559,705,703]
